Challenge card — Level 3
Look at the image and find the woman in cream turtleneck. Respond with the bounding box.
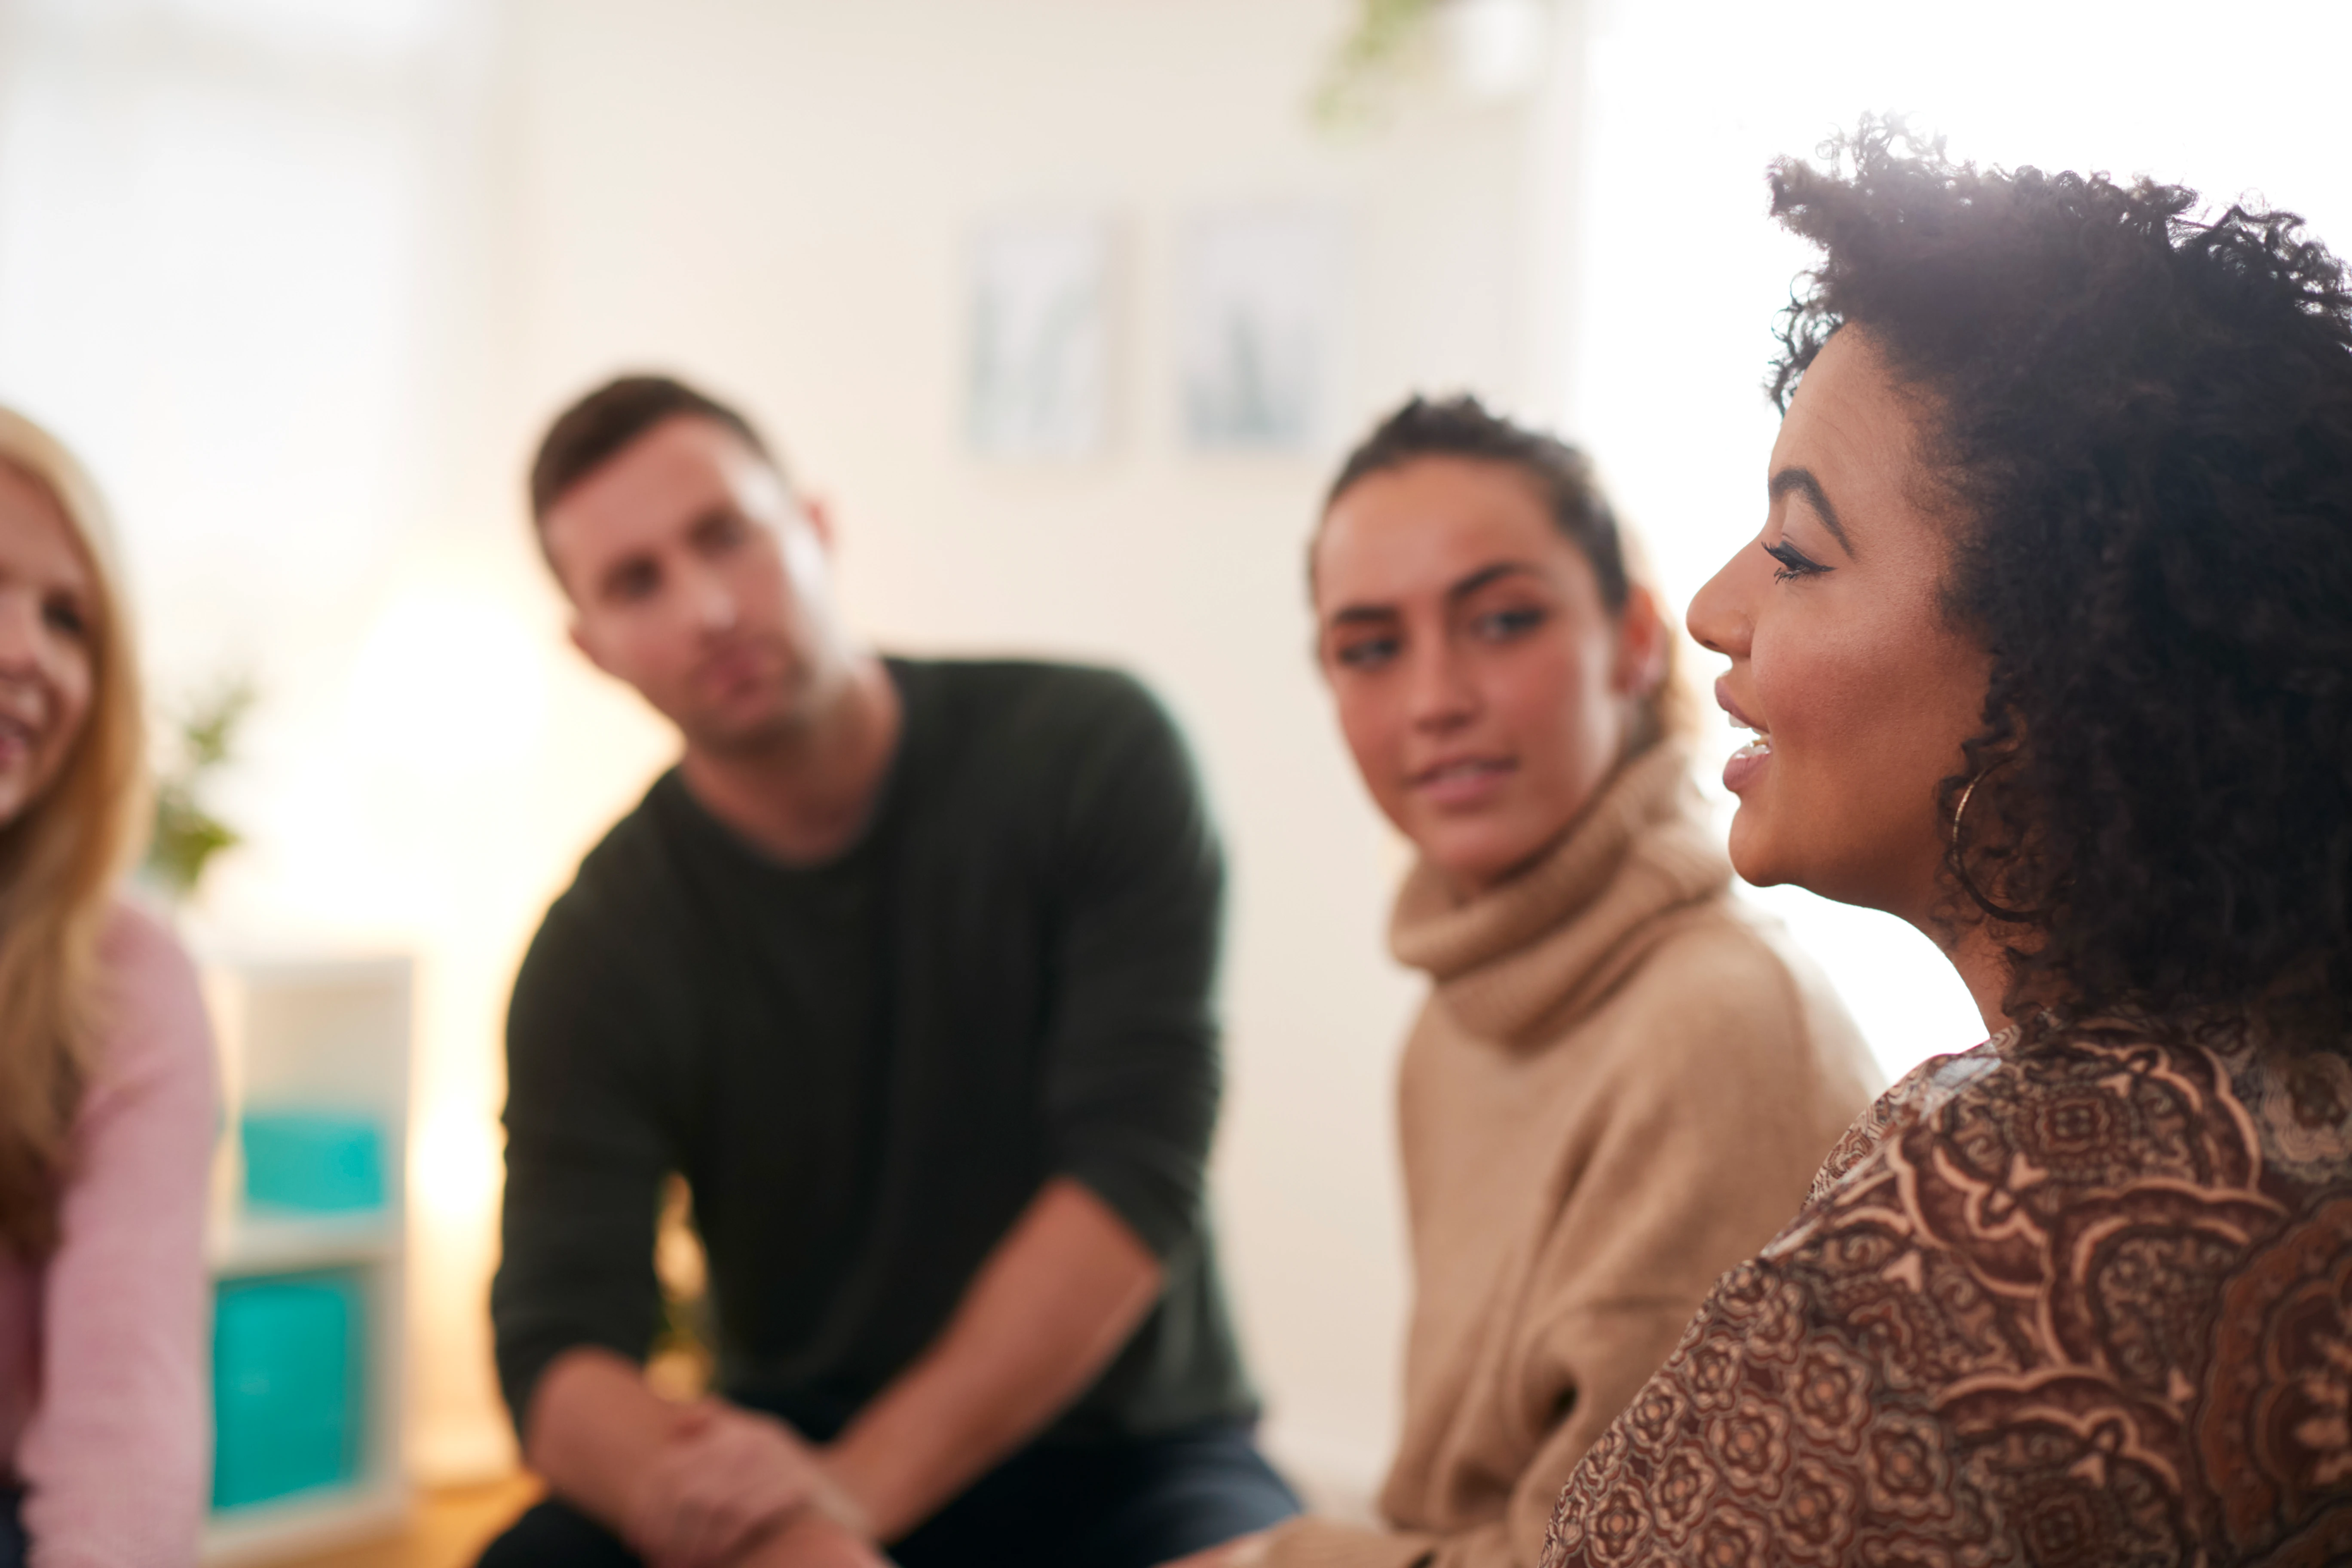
[1174,396,1878,1568]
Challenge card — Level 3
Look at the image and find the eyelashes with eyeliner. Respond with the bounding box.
[1762,538,1830,582]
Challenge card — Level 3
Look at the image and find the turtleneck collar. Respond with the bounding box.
[1388,740,1732,1044]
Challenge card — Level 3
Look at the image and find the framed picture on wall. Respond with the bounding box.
[1177,205,1343,453]
[967,214,1114,459]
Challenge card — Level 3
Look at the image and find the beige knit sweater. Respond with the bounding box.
[1261,743,1880,1568]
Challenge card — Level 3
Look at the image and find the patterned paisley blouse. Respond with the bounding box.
[1540,1024,2352,1567]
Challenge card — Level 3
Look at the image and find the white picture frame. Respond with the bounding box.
[1177,205,1342,453]
[967,214,1113,459]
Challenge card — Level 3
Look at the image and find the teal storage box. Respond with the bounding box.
[241,1111,385,1214]
[212,1272,364,1510]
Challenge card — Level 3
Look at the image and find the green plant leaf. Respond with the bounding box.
[1312,0,1441,129]
[144,673,257,900]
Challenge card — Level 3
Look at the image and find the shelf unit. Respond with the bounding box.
[200,954,413,1568]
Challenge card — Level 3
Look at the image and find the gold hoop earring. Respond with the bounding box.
[1951,772,1985,847]
[1947,761,2038,924]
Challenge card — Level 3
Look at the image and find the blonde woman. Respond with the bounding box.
[0,407,214,1567]
[1179,396,1879,1568]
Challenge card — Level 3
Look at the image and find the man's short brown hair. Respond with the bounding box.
[529,374,780,523]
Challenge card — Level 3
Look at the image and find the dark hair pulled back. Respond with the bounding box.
[1320,394,1631,609]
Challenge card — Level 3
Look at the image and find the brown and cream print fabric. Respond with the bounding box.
[1540,1026,2352,1567]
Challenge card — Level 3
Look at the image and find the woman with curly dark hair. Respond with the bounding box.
[1538,122,2352,1566]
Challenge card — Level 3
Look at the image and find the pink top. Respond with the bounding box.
[0,902,216,1568]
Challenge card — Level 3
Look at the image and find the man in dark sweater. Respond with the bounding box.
[479,377,1293,1568]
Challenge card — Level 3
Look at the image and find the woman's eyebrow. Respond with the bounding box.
[1446,560,1541,600]
[1768,466,1856,557]
[1327,560,1542,625]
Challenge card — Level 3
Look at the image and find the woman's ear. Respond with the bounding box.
[1611,582,1671,699]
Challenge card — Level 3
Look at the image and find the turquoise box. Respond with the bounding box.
[241,1111,386,1214]
[212,1271,365,1510]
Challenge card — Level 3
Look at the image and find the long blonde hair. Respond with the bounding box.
[0,408,147,1259]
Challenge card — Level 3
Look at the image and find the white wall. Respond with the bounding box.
[478,0,1565,1494]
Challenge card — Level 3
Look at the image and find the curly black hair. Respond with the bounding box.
[1769,119,2352,1046]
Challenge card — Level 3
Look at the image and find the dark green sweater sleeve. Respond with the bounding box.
[1039,676,1226,1262]
[490,896,673,1431]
